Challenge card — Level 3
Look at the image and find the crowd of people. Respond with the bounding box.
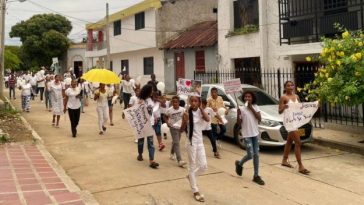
[6,69,309,202]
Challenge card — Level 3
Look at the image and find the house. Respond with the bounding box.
[163,21,218,91]
[85,0,217,91]
[66,43,87,78]
[218,0,364,85]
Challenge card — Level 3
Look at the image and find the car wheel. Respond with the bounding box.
[234,124,245,149]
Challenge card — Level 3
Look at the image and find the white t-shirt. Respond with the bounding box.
[65,87,81,109]
[166,106,185,129]
[30,76,37,86]
[187,109,205,144]
[122,80,134,94]
[145,98,155,125]
[160,101,170,114]
[36,74,45,87]
[96,90,108,107]
[21,83,32,96]
[153,101,161,120]
[204,107,215,131]
[239,105,260,138]
[129,96,138,107]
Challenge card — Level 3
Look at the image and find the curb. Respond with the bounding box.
[313,137,364,156]
[5,97,100,205]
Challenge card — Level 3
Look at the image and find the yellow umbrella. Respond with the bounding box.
[81,68,121,84]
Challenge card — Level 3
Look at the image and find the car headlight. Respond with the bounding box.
[260,119,281,127]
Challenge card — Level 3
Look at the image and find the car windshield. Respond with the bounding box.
[234,88,278,106]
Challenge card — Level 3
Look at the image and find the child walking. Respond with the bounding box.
[201,99,220,159]
[164,96,187,167]
[235,91,265,185]
[181,96,209,202]
[20,80,32,112]
[129,87,140,143]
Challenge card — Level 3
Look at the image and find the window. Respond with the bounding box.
[113,20,121,36]
[233,0,259,29]
[135,12,145,30]
[143,57,154,75]
[121,59,129,75]
[110,61,113,71]
[195,50,205,73]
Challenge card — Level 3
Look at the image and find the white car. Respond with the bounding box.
[181,84,313,148]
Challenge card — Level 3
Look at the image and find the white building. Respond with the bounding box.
[66,43,87,78]
[85,0,217,91]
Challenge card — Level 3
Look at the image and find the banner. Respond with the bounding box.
[283,101,319,132]
[123,103,155,139]
[177,78,202,97]
[223,79,242,94]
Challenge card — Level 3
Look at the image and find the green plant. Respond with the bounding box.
[226,24,259,37]
[304,27,364,105]
[0,134,11,144]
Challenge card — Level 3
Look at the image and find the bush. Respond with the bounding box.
[226,24,259,37]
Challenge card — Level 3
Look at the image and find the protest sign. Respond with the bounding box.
[177,78,202,97]
[123,103,155,139]
[223,79,242,94]
[283,101,319,132]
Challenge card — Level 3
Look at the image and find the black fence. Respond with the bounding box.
[194,67,364,127]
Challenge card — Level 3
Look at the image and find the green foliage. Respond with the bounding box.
[226,24,259,37]
[305,29,364,106]
[4,46,21,71]
[10,14,72,69]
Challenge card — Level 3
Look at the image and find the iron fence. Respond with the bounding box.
[194,67,364,127]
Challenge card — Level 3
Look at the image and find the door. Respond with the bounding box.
[121,60,129,75]
[175,52,185,79]
[73,61,83,78]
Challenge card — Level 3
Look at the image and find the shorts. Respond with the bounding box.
[153,118,162,136]
[108,99,113,107]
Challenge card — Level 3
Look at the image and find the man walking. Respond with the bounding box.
[207,87,227,147]
[8,72,16,100]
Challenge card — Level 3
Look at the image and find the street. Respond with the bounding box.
[9,94,364,205]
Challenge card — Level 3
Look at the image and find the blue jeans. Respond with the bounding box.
[239,136,260,177]
[138,136,155,161]
[211,124,226,141]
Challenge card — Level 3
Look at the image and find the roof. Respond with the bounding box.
[163,21,217,49]
[86,0,162,30]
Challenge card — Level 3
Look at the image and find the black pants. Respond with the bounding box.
[68,108,80,136]
[37,87,45,101]
[203,130,217,153]
[122,93,131,109]
[9,87,15,99]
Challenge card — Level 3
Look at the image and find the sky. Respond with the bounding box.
[5,0,143,45]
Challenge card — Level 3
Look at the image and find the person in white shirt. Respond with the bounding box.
[36,70,46,102]
[30,74,38,100]
[49,75,64,128]
[94,83,109,135]
[180,96,209,202]
[235,91,265,185]
[164,96,187,167]
[20,80,32,112]
[64,80,81,138]
[107,84,117,126]
[121,75,134,119]
[44,75,53,111]
[201,99,220,159]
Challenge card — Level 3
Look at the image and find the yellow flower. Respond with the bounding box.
[324,48,329,53]
[327,78,333,83]
[321,69,327,73]
[355,71,361,77]
[336,60,342,66]
[355,53,362,59]
[342,31,350,39]
[325,73,329,78]
[338,44,343,48]
[345,96,350,100]
[306,56,312,62]
[320,52,326,57]
[351,55,358,62]
[358,42,363,47]
[319,73,324,78]
[330,47,335,52]
[336,51,345,57]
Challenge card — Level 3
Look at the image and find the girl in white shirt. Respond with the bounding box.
[20,80,32,112]
[121,75,134,119]
[235,91,265,185]
[181,96,209,202]
[49,75,64,128]
[94,83,109,135]
[64,80,81,138]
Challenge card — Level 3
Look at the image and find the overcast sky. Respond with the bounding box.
[5,0,143,45]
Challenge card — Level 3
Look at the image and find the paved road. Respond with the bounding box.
[10,94,364,205]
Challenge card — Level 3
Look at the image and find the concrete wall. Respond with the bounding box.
[109,48,164,86]
[164,46,217,93]
[156,0,218,47]
[218,0,323,72]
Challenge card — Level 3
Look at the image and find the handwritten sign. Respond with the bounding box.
[223,79,242,94]
[283,101,319,132]
[123,103,155,139]
[177,78,202,97]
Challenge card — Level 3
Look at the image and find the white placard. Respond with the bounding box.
[283,101,319,132]
[223,79,242,94]
[52,57,59,64]
[123,103,155,139]
[177,78,202,97]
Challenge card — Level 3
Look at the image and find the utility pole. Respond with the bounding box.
[105,2,111,70]
[0,0,6,100]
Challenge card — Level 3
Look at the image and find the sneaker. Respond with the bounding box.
[159,143,165,151]
[235,160,242,176]
[178,160,187,167]
[137,155,143,161]
[214,152,221,159]
[169,154,176,160]
[253,176,265,185]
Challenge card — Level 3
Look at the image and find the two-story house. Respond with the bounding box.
[218,0,364,86]
[85,0,217,92]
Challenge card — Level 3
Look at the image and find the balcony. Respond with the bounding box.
[279,0,364,45]
[85,41,107,58]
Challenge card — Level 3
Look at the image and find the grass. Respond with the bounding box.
[226,24,259,37]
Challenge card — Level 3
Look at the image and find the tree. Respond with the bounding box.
[4,46,21,71]
[305,29,364,106]
[9,14,72,69]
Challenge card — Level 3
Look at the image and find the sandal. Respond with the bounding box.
[149,161,159,169]
[299,169,310,175]
[102,126,107,131]
[99,131,103,135]
[110,123,114,126]
[193,192,205,202]
[281,163,294,168]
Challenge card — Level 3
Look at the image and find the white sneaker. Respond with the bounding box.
[170,154,176,160]
[178,160,187,167]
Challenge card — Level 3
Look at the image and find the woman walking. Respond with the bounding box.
[64,80,81,138]
[279,81,310,175]
[107,84,117,126]
[121,75,134,119]
[20,80,32,112]
[181,96,209,202]
[49,75,64,128]
[137,84,159,169]
[234,91,265,185]
[45,75,53,112]
[94,83,109,135]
